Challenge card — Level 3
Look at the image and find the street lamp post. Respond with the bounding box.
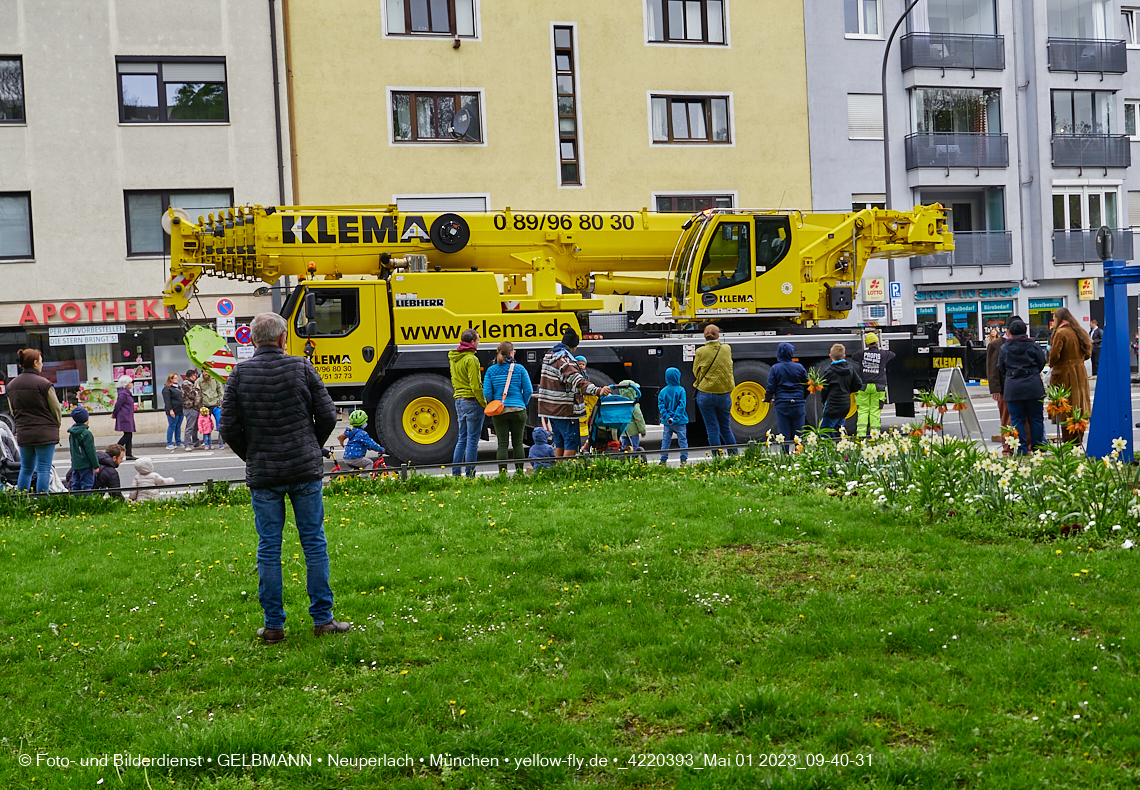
[882,0,924,325]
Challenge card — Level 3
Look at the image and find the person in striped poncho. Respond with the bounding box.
[536,329,610,458]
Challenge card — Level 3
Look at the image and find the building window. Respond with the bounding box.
[655,194,733,213]
[651,95,730,143]
[1051,90,1113,134]
[117,59,227,123]
[553,27,582,185]
[0,57,25,122]
[852,197,886,210]
[1127,100,1139,137]
[385,0,477,37]
[124,190,233,257]
[0,192,33,260]
[847,93,884,139]
[1048,0,1111,39]
[392,91,482,143]
[845,0,881,37]
[1052,187,1119,231]
[1123,9,1140,43]
[646,1,726,44]
[908,0,996,35]
[911,88,1001,133]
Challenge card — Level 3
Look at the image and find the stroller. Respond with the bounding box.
[585,383,642,457]
[0,420,19,487]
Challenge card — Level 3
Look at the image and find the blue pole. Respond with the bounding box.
[1086,258,1133,461]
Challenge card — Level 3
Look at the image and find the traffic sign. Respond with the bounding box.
[217,315,236,337]
[235,325,252,345]
[217,298,234,316]
[889,281,902,300]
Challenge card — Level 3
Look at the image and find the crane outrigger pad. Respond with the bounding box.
[185,325,237,382]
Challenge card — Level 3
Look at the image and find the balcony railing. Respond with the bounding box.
[900,33,1005,71]
[1051,135,1131,168]
[904,133,1009,169]
[1053,228,1134,264]
[1046,38,1127,73]
[911,231,1013,270]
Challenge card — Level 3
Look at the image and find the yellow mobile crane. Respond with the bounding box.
[164,204,952,464]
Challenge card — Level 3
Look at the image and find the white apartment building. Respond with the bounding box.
[0,0,288,413]
[807,0,1140,345]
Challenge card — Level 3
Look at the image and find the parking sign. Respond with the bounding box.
[889,281,902,300]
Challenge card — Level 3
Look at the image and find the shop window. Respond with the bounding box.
[117,58,227,123]
[296,288,361,337]
[945,302,979,344]
[698,221,750,291]
[124,189,233,256]
[1029,299,1064,341]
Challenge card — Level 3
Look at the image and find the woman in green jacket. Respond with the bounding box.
[692,324,737,453]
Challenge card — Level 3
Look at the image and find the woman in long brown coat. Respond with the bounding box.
[1048,307,1092,443]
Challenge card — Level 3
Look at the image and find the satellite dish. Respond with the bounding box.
[161,207,194,235]
[452,108,472,139]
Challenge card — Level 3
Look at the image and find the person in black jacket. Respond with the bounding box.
[65,445,126,498]
[162,373,184,450]
[849,332,895,437]
[764,342,807,448]
[219,312,348,645]
[819,343,862,437]
[997,317,1047,455]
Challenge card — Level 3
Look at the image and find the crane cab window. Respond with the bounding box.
[754,216,792,273]
[295,288,361,337]
[698,221,751,292]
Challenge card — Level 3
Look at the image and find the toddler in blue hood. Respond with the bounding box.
[765,342,808,448]
[528,426,556,470]
[658,367,689,464]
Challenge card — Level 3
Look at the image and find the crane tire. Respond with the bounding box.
[377,373,458,466]
[728,360,777,442]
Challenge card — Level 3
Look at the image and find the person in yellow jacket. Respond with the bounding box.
[448,329,486,477]
[692,324,737,454]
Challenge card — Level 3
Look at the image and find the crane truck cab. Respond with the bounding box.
[165,203,953,466]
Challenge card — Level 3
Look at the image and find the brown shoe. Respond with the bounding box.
[256,627,285,644]
[313,619,352,637]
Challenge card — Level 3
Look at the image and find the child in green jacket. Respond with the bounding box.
[67,407,98,492]
[617,379,646,452]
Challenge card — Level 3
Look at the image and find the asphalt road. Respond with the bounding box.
[41,382,1140,488]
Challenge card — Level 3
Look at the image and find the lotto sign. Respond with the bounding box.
[1078,278,1095,300]
[863,278,886,302]
[235,325,252,345]
[217,298,234,316]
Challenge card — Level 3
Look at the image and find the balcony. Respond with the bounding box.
[1053,228,1134,264]
[900,33,1005,72]
[904,133,1009,170]
[911,231,1013,271]
[1051,135,1131,168]
[1046,38,1127,73]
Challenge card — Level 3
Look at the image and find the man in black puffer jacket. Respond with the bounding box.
[220,312,348,645]
[997,317,1047,455]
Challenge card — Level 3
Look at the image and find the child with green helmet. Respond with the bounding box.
[338,410,385,469]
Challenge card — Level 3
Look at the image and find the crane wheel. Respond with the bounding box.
[728,360,776,441]
[430,214,470,254]
[377,373,458,466]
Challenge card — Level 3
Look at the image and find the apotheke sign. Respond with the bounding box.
[17,299,169,325]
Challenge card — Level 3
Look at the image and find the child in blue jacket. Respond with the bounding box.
[658,367,689,464]
[528,426,556,471]
[338,410,385,469]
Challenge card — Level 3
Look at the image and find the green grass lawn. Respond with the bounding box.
[2,461,1138,789]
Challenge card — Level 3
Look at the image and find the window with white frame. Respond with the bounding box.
[845,0,881,37]
[1127,100,1139,138]
[385,0,478,37]
[392,91,482,142]
[1051,187,1120,231]
[654,194,733,213]
[1129,191,1140,227]
[847,93,884,139]
[650,95,730,143]
[1123,8,1139,44]
[646,1,727,44]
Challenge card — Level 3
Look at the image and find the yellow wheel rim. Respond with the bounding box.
[402,396,450,445]
[581,393,597,436]
[731,381,769,426]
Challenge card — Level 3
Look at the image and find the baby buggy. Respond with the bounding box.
[585,383,642,458]
[0,419,19,488]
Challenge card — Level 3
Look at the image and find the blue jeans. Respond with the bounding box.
[452,398,482,476]
[1006,398,1045,455]
[167,412,184,446]
[212,406,224,447]
[774,401,806,449]
[250,479,334,629]
[70,467,95,492]
[17,443,55,493]
[549,418,580,451]
[696,391,737,454]
[660,423,688,464]
[820,415,845,437]
[621,434,641,451]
